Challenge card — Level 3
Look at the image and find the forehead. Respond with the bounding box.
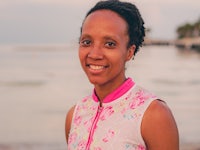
[82,10,128,35]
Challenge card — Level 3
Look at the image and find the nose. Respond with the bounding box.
[87,45,104,60]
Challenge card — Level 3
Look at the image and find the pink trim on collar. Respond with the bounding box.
[92,78,135,103]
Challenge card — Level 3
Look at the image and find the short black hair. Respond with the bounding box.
[81,0,145,55]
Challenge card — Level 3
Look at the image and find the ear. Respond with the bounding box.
[126,45,136,61]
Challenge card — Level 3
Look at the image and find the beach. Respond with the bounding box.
[0,44,200,150]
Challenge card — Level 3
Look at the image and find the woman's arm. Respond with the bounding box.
[142,100,179,150]
[65,105,75,143]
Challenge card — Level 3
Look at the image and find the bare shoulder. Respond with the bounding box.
[141,100,179,150]
[65,105,76,143]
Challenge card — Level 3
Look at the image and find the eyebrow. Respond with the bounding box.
[80,34,91,39]
[103,35,119,41]
[80,33,120,41]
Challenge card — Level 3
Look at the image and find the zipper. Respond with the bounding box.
[86,104,103,150]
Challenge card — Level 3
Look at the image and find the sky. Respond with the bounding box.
[0,0,200,45]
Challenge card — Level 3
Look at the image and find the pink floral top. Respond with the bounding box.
[68,78,157,150]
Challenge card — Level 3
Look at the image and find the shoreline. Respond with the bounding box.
[0,143,66,150]
[144,37,200,51]
[175,37,200,50]
[0,143,200,150]
[180,143,200,150]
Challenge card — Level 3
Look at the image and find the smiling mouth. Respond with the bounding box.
[86,64,108,70]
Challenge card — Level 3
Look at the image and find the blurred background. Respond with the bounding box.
[0,0,200,150]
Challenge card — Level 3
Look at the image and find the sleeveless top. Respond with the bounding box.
[68,78,157,150]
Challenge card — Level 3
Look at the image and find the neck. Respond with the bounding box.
[94,77,126,103]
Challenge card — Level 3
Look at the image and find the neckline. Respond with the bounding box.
[92,78,135,103]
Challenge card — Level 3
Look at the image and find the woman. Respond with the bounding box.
[65,0,179,149]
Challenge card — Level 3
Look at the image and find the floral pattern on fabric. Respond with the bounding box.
[68,80,157,150]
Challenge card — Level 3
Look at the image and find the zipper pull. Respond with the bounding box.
[99,101,103,107]
[98,103,104,114]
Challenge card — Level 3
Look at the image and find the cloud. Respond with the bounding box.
[134,0,200,39]
[0,0,98,6]
[0,0,200,44]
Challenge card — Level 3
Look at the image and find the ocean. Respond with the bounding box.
[0,44,200,150]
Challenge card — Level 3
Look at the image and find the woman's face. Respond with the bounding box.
[79,10,135,88]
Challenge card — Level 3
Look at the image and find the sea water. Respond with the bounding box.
[0,44,200,149]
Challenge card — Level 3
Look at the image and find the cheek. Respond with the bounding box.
[117,53,129,69]
[78,49,88,71]
[114,50,128,64]
[110,54,126,70]
[78,49,85,62]
[78,54,84,71]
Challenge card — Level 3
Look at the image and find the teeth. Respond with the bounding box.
[89,65,104,70]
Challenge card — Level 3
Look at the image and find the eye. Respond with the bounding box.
[80,39,91,47]
[105,41,116,49]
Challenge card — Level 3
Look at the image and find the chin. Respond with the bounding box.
[88,77,106,86]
